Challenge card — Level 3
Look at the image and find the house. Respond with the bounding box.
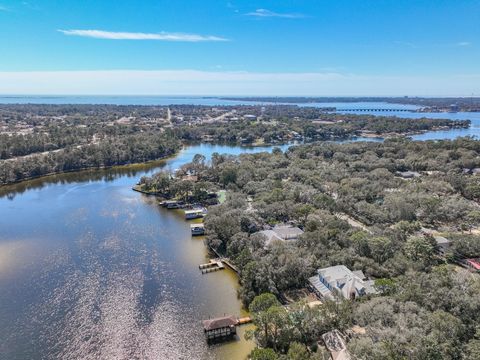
[321,330,351,360]
[434,235,451,255]
[258,224,304,246]
[462,168,480,175]
[309,265,377,301]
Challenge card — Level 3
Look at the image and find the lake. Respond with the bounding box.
[0,143,293,360]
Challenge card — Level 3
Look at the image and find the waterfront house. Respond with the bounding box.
[202,315,238,342]
[258,224,304,247]
[309,265,377,300]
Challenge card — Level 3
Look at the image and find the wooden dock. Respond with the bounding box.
[237,316,252,325]
[208,247,240,274]
[220,258,239,273]
[199,260,225,274]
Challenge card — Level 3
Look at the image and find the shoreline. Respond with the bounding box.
[0,123,472,188]
[0,151,181,187]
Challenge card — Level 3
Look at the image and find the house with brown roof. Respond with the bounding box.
[202,315,238,342]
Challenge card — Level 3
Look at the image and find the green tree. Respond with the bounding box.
[367,236,394,263]
[249,348,278,360]
[248,293,292,351]
[287,342,310,360]
[220,166,237,185]
[374,278,396,295]
[404,236,435,263]
[249,293,282,347]
[293,204,314,227]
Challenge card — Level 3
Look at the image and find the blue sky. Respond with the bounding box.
[0,0,479,95]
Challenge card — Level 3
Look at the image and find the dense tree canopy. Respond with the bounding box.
[142,138,480,359]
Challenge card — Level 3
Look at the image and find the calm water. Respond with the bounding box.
[0,143,293,360]
[0,96,417,109]
[0,96,268,106]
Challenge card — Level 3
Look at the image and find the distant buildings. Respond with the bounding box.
[449,104,459,112]
[309,265,377,301]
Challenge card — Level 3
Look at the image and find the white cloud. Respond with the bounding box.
[457,41,471,47]
[58,29,229,42]
[0,70,478,96]
[0,5,9,11]
[246,9,305,19]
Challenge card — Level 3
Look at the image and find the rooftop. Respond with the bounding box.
[185,209,204,214]
[396,170,421,178]
[322,330,351,360]
[317,265,378,299]
[434,235,450,245]
[202,315,237,331]
[466,259,480,270]
[259,224,304,246]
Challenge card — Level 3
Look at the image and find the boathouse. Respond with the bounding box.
[184,208,205,220]
[202,315,237,342]
[191,223,205,236]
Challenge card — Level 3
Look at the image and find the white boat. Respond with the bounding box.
[162,200,184,209]
[191,223,205,236]
[184,208,206,220]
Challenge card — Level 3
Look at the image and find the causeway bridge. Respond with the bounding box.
[337,108,413,112]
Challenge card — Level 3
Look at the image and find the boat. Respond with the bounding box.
[184,208,206,220]
[191,223,205,236]
[161,200,184,209]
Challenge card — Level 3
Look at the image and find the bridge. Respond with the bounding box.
[337,108,413,112]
